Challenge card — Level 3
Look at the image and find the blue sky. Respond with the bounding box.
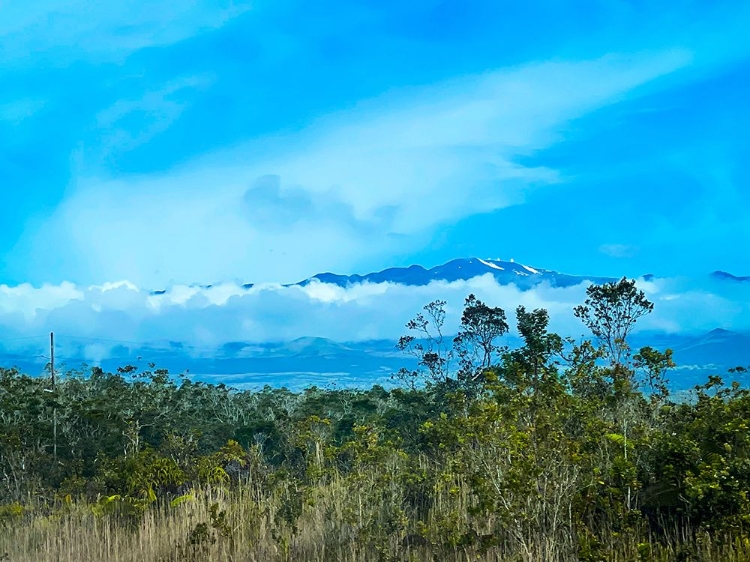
[1,0,749,289]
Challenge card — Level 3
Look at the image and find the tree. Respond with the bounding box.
[499,306,565,398]
[572,279,673,516]
[633,346,675,403]
[574,277,653,369]
[453,294,509,383]
[514,306,563,386]
[396,295,509,387]
[396,300,452,387]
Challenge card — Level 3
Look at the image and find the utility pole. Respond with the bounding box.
[51,331,57,460]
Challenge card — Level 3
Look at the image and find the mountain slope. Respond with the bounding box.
[297,257,615,290]
[710,271,750,282]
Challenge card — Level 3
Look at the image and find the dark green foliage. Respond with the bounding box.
[453,294,509,382]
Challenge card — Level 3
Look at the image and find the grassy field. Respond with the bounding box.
[2,476,750,562]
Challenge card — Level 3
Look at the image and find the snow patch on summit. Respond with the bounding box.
[478,258,504,271]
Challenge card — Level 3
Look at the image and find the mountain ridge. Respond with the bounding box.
[144,258,749,296]
[710,270,750,282]
[296,257,618,290]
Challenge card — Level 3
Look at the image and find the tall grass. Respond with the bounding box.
[2,466,749,562]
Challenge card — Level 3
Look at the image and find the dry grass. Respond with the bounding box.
[1,473,749,562]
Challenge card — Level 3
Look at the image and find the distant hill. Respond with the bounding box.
[6,328,745,393]
[710,270,750,282]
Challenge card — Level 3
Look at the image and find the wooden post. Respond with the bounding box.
[51,332,56,460]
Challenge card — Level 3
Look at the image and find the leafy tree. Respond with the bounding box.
[633,346,675,402]
[452,294,508,383]
[574,277,653,369]
[504,306,563,394]
[397,295,509,388]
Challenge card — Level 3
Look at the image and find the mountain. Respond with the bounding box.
[297,257,616,290]
[628,328,750,386]
[148,257,638,295]
[710,270,750,282]
[670,328,750,368]
[145,259,746,297]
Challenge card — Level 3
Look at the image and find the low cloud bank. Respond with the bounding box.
[1,274,749,365]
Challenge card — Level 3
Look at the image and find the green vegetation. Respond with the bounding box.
[0,278,749,561]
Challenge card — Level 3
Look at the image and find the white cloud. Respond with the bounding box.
[1,274,748,364]
[0,282,83,320]
[12,51,692,287]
